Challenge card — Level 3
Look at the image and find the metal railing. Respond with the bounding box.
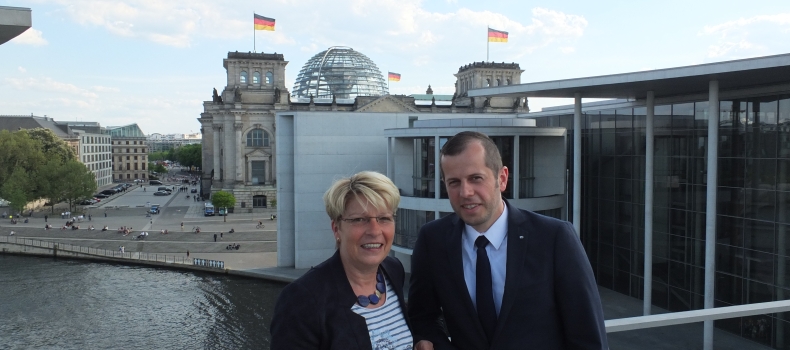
[0,236,224,269]
[605,300,790,333]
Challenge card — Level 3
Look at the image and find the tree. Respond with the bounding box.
[27,128,77,162]
[58,160,98,211]
[0,130,46,197]
[38,158,69,213]
[1,168,32,214]
[175,144,202,169]
[211,191,236,222]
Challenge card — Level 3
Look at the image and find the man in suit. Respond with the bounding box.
[409,131,608,350]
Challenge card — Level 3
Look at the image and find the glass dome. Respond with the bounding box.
[291,46,388,99]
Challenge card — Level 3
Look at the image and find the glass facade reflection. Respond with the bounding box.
[534,93,790,349]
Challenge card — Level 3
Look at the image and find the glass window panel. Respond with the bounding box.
[694,101,709,129]
[615,132,634,156]
[613,267,631,295]
[747,280,774,304]
[616,108,632,129]
[240,71,248,84]
[655,105,672,131]
[668,286,692,312]
[587,111,601,129]
[746,159,776,189]
[718,215,745,247]
[253,195,267,208]
[780,98,790,158]
[717,244,744,277]
[672,103,695,129]
[745,189,776,222]
[715,272,743,305]
[652,281,669,309]
[251,161,265,184]
[266,72,273,84]
[776,255,790,288]
[777,191,790,225]
[253,71,260,84]
[719,158,745,188]
[744,219,776,254]
[491,136,513,199]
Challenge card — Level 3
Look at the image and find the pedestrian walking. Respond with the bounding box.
[187,250,190,258]
[104,212,107,218]
[88,214,92,221]
[45,215,48,222]
[181,222,184,231]
[213,233,217,242]
[220,231,223,239]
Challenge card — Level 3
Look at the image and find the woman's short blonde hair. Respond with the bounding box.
[323,171,400,221]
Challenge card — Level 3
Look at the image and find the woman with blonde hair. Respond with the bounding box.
[271,171,420,349]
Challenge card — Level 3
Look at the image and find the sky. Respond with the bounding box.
[3,0,790,135]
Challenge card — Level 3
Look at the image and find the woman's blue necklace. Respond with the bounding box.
[357,269,386,307]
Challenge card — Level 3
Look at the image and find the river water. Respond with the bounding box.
[0,254,285,350]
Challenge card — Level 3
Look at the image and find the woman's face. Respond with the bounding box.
[332,196,395,273]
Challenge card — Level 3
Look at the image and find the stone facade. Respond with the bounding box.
[111,138,148,182]
[454,62,529,112]
[198,52,288,213]
[199,52,528,214]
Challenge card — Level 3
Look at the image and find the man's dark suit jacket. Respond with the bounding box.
[270,250,412,350]
[408,200,608,350]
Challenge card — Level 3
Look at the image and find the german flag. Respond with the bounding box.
[388,72,401,82]
[254,14,275,31]
[488,28,508,43]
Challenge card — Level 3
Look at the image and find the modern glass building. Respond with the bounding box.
[471,53,790,349]
[291,46,388,99]
[384,118,567,252]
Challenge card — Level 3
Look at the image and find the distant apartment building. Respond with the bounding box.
[107,124,148,182]
[0,116,113,187]
[147,132,202,152]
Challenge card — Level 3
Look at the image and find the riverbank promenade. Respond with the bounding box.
[0,183,309,283]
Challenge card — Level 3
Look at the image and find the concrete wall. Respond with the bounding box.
[281,112,399,268]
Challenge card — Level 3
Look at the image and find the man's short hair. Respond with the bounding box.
[440,131,503,178]
[323,171,400,221]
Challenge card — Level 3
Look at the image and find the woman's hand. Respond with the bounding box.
[414,340,434,350]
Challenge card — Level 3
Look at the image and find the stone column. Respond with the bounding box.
[212,125,221,180]
[235,122,244,183]
[644,91,655,316]
[223,120,234,187]
[573,93,582,235]
[703,80,720,350]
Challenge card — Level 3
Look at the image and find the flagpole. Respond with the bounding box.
[486,26,489,62]
[253,13,256,52]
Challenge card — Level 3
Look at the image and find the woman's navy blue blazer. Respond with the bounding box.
[270,250,412,349]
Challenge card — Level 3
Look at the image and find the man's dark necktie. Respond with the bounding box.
[475,235,497,344]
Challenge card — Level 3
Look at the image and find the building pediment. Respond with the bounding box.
[245,148,271,159]
[356,95,420,113]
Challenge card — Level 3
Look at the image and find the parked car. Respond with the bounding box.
[79,200,93,205]
[149,180,163,185]
[94,193,110,198]
[149,204,161,214]
[101,190,116,195]
[153,191,170,196]
[190,188,197,193]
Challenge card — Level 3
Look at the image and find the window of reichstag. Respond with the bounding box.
[253,71,260,84]
[266,71,273,84]
[240,71,248,84]
[253,195,267,208]
[246,129,269,147]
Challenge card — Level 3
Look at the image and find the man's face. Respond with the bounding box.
[441,141,508,233]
